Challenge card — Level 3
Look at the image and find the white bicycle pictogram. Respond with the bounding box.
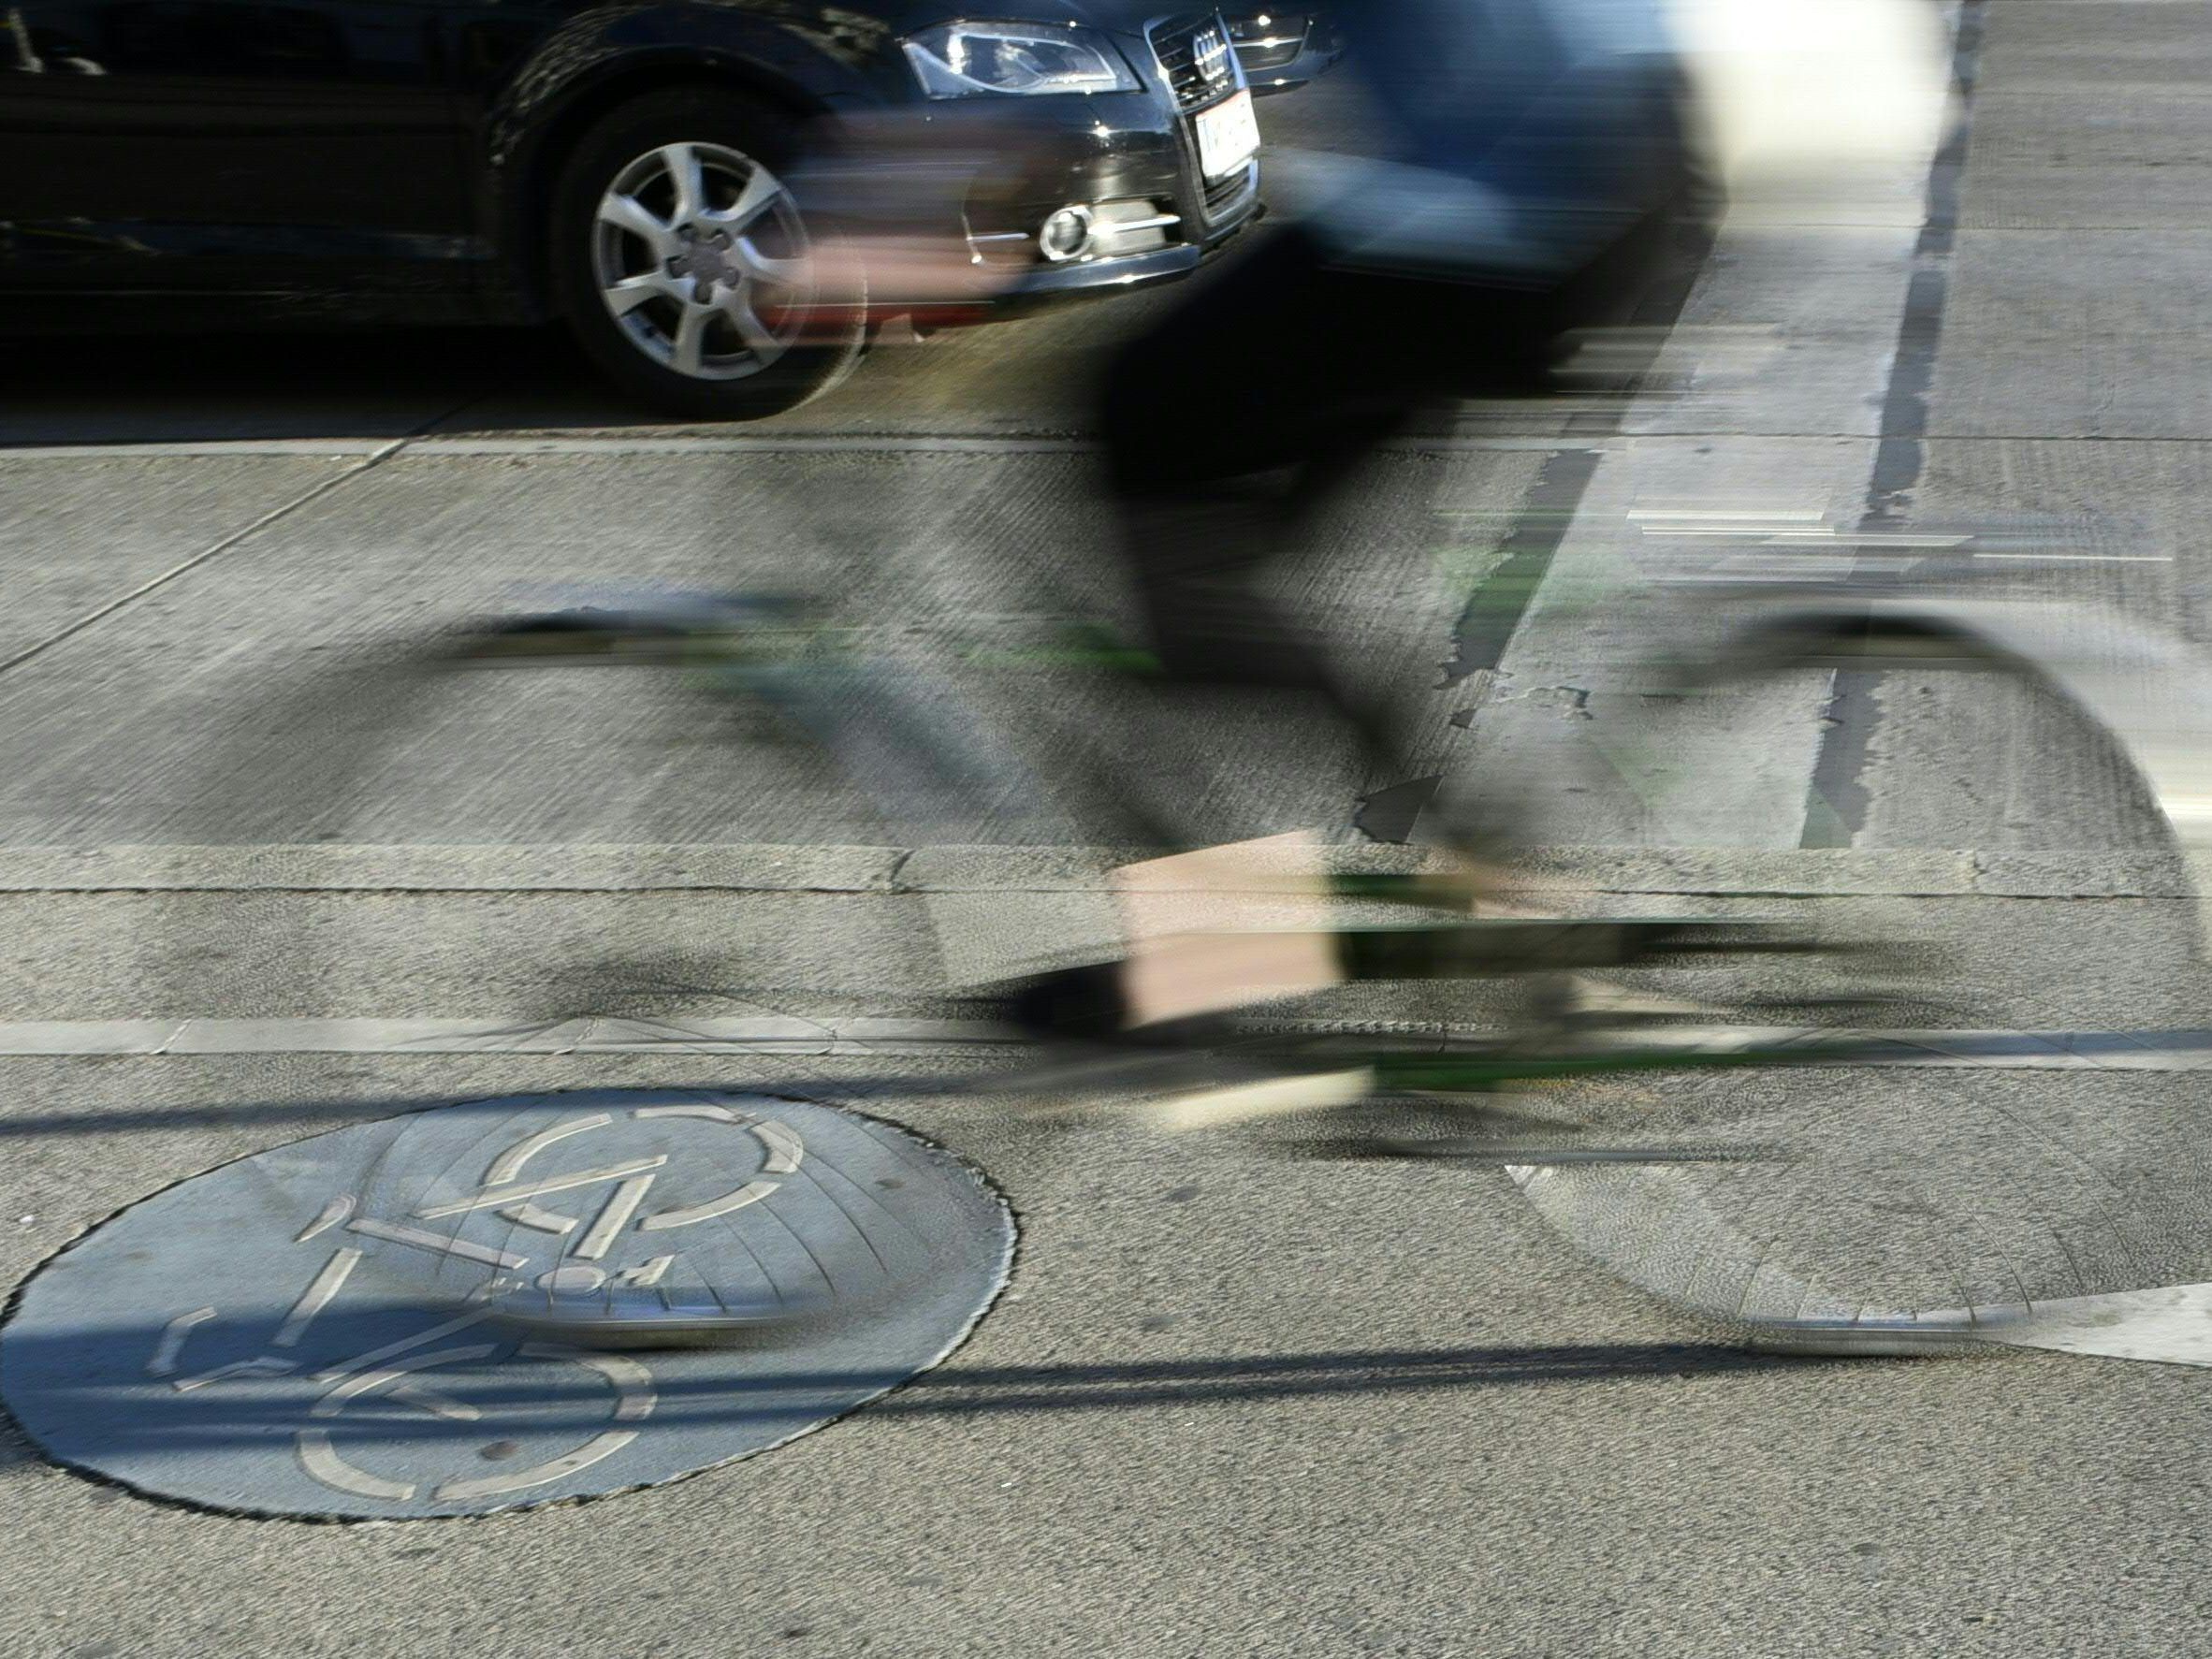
[146,1102,807,1504]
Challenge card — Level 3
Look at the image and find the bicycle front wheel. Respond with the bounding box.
[1497,596,2212,1356]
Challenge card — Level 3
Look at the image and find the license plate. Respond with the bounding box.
[1195,89,1260,181]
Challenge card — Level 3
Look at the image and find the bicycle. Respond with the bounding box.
[399,538,2212,1365]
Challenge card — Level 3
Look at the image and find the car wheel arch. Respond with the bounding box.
[492,56,833,315]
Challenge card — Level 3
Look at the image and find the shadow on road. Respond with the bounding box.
[0,1293,1816,1483]
[0,304,1164,447]
[0,326,632,448]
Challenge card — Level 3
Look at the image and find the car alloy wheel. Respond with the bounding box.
[589,141,813,383]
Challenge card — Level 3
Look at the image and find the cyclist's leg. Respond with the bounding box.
[1099,232,1388,695]
[1096,231,1479,802]
[1038,250,1508,1040]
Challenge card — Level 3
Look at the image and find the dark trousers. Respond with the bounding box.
[1100,230,1559,701]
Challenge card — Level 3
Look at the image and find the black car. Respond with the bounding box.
[0,3,1317,415]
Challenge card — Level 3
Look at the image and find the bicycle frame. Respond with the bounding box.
[448,570,2212,1360]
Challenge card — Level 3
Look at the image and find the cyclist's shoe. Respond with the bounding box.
[1146,1060,1377,1131]
[1548,973,1727,1022]
[996,961,1377,1130]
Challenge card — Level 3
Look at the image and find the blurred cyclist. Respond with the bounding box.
[1018,0,1718,1055]
[1104,0,1710,708]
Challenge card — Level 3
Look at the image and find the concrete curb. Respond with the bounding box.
[0,844,2190,898]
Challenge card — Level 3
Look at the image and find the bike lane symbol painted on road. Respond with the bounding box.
[2,1089,1014,1519]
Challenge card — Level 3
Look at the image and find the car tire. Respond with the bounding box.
[550,91,865,420]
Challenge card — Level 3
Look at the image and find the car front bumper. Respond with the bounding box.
[843,31,1262,324]
[955,83,1260,296]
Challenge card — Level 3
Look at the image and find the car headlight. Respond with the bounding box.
[903,21,1139,98]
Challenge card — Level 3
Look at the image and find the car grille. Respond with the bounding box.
[1150,12,1257,225]
[1151,13,1240,113]
[1226,12,1310,74]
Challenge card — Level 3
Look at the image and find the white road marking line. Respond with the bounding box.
[0,1015,2205,1070]
[0,1015,1012,1055]
[0,841,2132,897]
[1,441,399,459]
[1972,552,2175,563]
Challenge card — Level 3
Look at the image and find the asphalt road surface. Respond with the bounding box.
[11,6,2212,1654]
